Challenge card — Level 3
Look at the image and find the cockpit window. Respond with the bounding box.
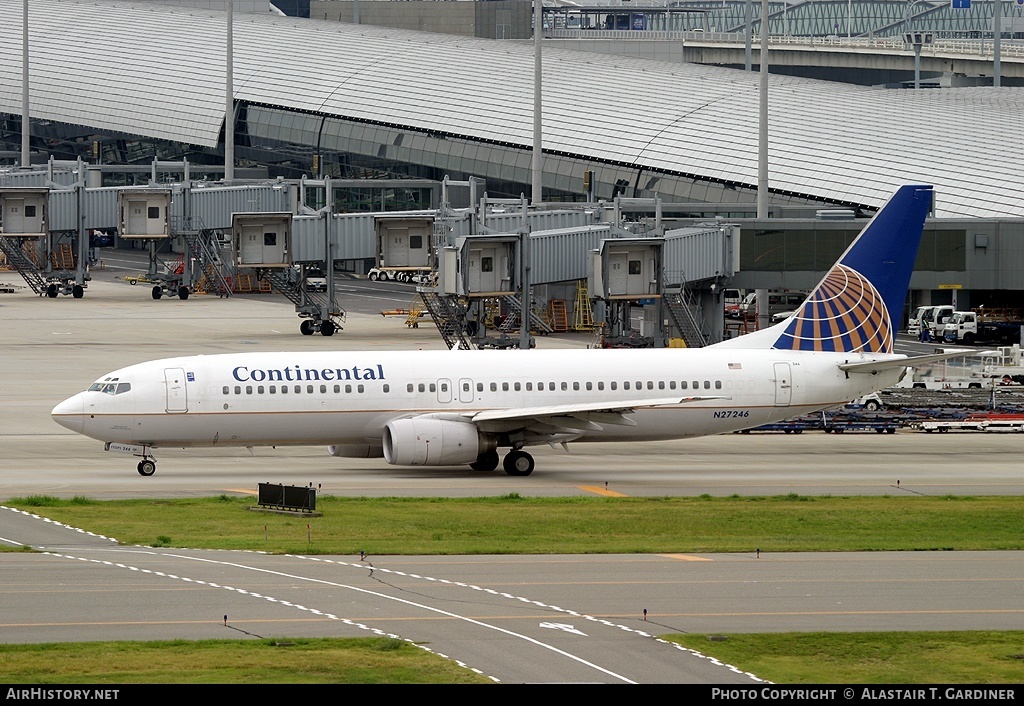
[87,377,131,395]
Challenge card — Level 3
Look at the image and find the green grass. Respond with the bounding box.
[4,494,1024,683]
[5,494,1024,555]
[0,638,492,684]
[666,631,1024,684]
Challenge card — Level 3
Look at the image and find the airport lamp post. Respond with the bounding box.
[225,0,234,182]
[21,0,29,167]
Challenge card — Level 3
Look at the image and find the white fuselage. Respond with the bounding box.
[52,347,906,452]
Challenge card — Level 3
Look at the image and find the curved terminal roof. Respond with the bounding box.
[1,0,1023,218]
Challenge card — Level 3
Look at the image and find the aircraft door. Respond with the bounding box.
[437,378,452,404]
[459,378,474,403]
[773,362,792,407]
[164,368,188,413]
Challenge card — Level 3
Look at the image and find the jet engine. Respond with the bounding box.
[383,418,493,466]
[327,444,385,458]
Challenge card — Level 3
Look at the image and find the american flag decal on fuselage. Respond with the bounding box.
[771,264,893,353]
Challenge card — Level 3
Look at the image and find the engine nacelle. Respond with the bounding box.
[327,444,384,458]
[383,418,492,466]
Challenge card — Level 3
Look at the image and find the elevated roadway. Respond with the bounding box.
[546,30,1024,81]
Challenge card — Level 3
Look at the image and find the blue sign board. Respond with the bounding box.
[951,0,971,8]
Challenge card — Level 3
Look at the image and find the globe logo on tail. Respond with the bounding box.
[773,264,893,353]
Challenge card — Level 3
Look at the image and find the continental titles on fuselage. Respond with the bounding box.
[231,364,386,383]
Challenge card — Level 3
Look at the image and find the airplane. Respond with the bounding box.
[52,183,958,478]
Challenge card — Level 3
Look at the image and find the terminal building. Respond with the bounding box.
[2,0,1024,345]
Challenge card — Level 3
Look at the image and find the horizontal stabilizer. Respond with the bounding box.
[838,350,977,375]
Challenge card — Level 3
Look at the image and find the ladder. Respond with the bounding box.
[573,280,594,331]
[549,299,569,332]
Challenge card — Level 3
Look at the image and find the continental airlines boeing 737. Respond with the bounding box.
[53,184,950,477]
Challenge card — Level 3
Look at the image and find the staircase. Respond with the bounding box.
[0,238,47,295]
[497,295,554,335]
[663,284,711,348]
[265,268,346,329]
[418,290,474,350]
[173,218,232,297]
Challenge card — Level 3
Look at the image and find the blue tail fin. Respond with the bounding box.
[770,184,933,353]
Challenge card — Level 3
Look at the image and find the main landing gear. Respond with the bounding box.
[470,449,535,476]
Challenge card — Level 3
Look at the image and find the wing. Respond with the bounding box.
[465,396,724,440]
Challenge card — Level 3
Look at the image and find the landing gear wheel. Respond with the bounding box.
[137,459,156,476]
[320,320,336,337]
[300,320,315,336]
[503,450,535,476]
[470,449,500,472]
[152,286,162,300]
[72,285,84,299]
[46,284,58,298]
[178,286,189,300]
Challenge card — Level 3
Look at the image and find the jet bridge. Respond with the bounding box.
[233,212,345,336]
[0,186,93,298]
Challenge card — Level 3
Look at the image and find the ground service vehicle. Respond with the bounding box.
[942,309,1023,345]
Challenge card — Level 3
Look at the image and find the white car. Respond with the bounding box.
[304,267,328,292]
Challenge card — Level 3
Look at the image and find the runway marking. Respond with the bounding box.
[295,555,763,683]
[40,548,647,685]
[658,554,713,561]
[579,485,628,497]
[225,488,258,496]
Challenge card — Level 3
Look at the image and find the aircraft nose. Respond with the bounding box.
[51,393,85,434]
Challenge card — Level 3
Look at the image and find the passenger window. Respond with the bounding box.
[514,382,521,391]
[610,382,617,390]
[234,386,241,394]
[573,382,580,391]
[418,383,426,393]
[624,382,631,390]
[346,385,352,393]
[681,381,688,389]
[646,381,653,390]
[246,386,253,394]
[258,386,265,394]
[307,385,314,394]
[526,382,533,391]
[561,382,568,391]
[383,384,390,393]
[490,382,497,392]
[358,384,364,393]
[407,384,414,393]
[598,382,604,390]
[281,385,288,394]
[222,386,229,394]
[333,385,340,393]
[703,381,711,389]
[585,382,592,391]
[715,381,722,389]
[320,385,327,394]
[502,383,509,391]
